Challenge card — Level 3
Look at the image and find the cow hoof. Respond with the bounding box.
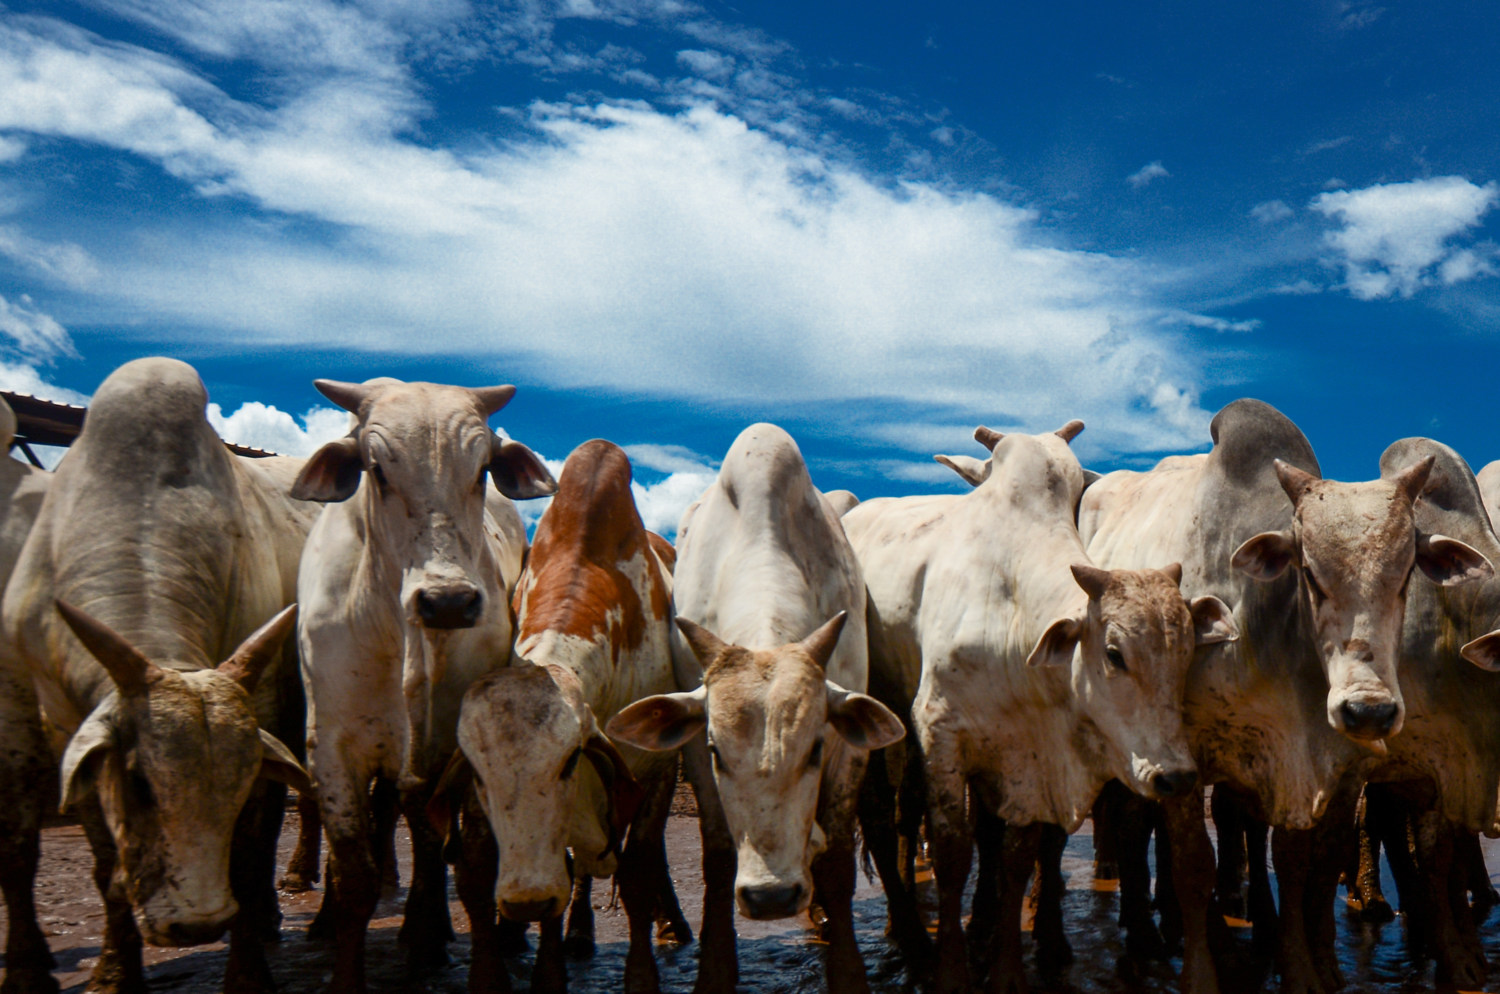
[497,919,531,956]
[279,870,319,893]
[1357,895,1395,924]
[654,913,692,945]
[562,930,595,960]
[0,966,60,994]
[1093,859,1119,882]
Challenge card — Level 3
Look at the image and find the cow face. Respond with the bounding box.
[1232,459,1491,743]
[56,603,308,946]
[434,665,639,921]
[1029,565,1235,800]
[608,614,904,921]
[291,379,556,631]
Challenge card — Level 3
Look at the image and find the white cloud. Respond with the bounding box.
[0,226,101,288]
[1126,161,1169,189]
[1311,176,1500,299]
[205,401,349,456]
[0,293,76,360]
[623,442,718,475]
[632,469,715,536]
[0,134,25,162]
[0,360,88,405]
[1250,199,1293,224]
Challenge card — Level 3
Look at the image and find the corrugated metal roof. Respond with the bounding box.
[2,391,281,459]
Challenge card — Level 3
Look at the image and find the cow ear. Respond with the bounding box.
[218,605,298,692]
[1231,530,1297,581]
[1415,533,1493,587]
[606,689,708,751]
[257,729,312,794]
[826,683,905,750]
[292,436,363,502]
[60,705,116,812]
[583,720,645,860]
[1461,631,1500,672]
[934,454,990,487]
[1027,616,1082,668]
[425,748,473,837]
[487,437,558,500]
[1189,595,1239,646]
[798,612,848,671]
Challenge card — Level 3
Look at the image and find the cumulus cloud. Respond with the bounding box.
[1250,199,1294,224]
[1311,176,1500,299]
[0,360,88,405]
[1127,161,1169,188]
[0,7,1234,466]
[206,401,349,456]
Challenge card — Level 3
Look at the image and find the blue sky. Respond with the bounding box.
[1,0,1498,532]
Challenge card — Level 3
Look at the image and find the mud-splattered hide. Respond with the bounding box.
[55,602,306,946]
[609,613,902,919]
[1230,456,1489,742]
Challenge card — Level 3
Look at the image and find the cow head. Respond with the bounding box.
[291,379,556,631]
[1231,458,1491,743]
[607,613,904,920]
[428,664,640,921]
[1028,564,1235,800]
[56,602,308,946]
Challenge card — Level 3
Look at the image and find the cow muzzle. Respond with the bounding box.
[138,906,237,947]
[415,585,483,630]
[1331,697,1402,740]
[1148,768,1199,800]
[498,896,563,922]
[736,882,807,920]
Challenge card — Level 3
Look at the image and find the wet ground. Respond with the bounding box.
[9,801,1500,993]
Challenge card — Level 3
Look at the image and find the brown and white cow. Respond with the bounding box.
[291,377,554,994]
[609,423,904,994]
[430,439,684,994]
[2,358,315,994]
[842,420,1236,994]
[1077,399,1492,994]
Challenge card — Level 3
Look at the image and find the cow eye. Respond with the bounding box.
[1303,567,1327,606]
[708,742,726,774]
[806,739,824,770]
[370,462,388,491]
[1105,646,1127,672]
[560,748,582,780]
[475,469,488,493]
[128,769,154,807]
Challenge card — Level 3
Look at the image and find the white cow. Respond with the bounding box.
[291,377,553,994]
[843,420,1236,994]
[1077,399,1491,994]
[3,358,314,994]
[430,439,684,994]
[609,423,904,994]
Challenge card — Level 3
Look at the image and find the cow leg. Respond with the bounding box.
[1447,825,1488,980]
[398,787,456,970]
[618,767,677,994]
[1211,785,1250,921]
[811,754,873,994]
[922,743,973,994]
[680,736,738,994]
[563,876,595,959]
[531,914,569,994]
[1458,828,1497,920]
[966,804,1004,982]
[318,768,381,994]
[372,778,401,898]
[857,742,931,971]
[1271,824,1326,994]
[1031,823,1071,984]
[453,796,511,994]
[649,807,691,945]
[1154,804,1182,953]
[1116,791,1168,965]
[1344,786,1394,923]
[897,733,926,894]
[1244,810,1276,957]
[1304,785,1358,994]
[980,821,1038,994]
[0,683,57,994]
[280,791,324,893]
[1091,780,1121,882]
[1415,811,1487,988]
[76,800,147,994]
[222,779,288,994]
[1162,791,1222,994]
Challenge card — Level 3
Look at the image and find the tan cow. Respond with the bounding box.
[2,358,314,994]
[430,439,684,994]
[292,377,554,994]
[843,420,1236,994]
[609,423,904,994]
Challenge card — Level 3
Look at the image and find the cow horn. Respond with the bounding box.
[1273,459,1318,504]
[1055,420,1085,443]
[313,379,373,414]
[798,611,848,671]
[1392,454,1437,504]
[56,600,160,696]
[472,385,517,417]
[1070,563,1111,600]
[974,426,1004,452]
[217,605,299,692]
[1161,562,1184,586]
[676,617,730,668]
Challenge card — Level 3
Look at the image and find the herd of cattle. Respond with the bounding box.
[2,356,1500,994]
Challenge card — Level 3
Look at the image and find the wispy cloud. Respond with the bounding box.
[1127,160,1169,189]
[1250,199,1294,224]
[1311,176,1499,299]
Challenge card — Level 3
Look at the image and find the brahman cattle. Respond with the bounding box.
[429,439,686,994]
[2,358,315,994]
[291,377,554,994]
[843,420,1237,994]
[1077,399,1491,994]
[609,423,904,994]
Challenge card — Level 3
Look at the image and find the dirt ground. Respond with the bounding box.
[9,800,1500,993]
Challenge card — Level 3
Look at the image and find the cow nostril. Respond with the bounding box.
[1339,700,1399,737]
[416,588,483,630]
[1150,769,1199,799]
[737,883,804,920]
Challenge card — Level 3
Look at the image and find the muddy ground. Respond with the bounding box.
[9,799,1500,993]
